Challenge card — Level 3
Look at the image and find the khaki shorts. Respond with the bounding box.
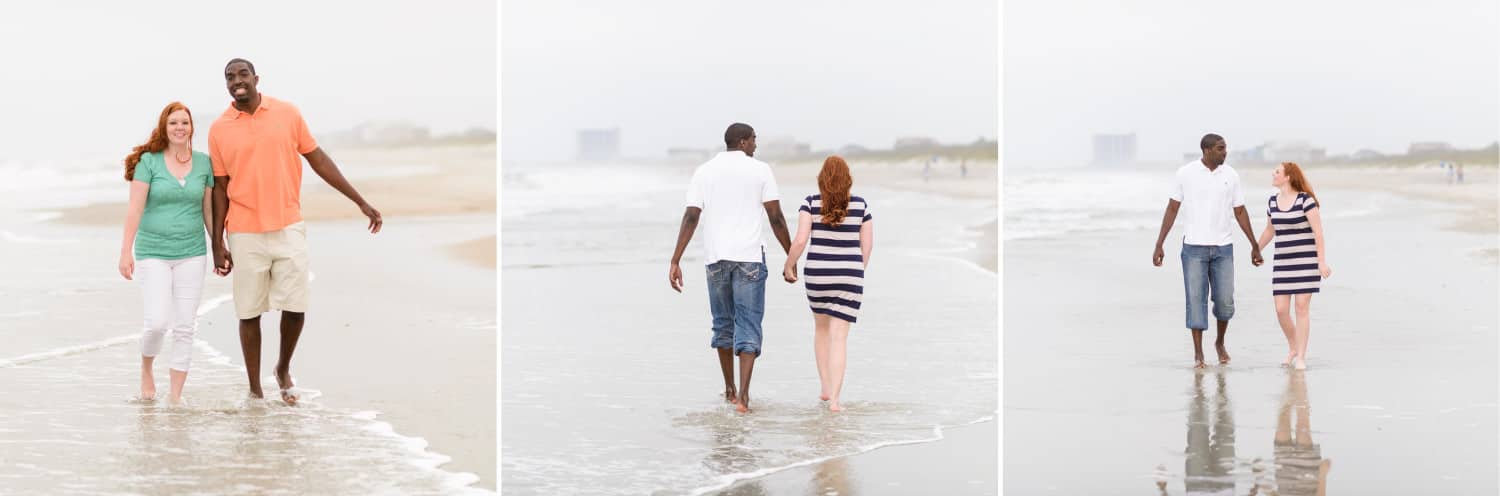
[227,222,309,319]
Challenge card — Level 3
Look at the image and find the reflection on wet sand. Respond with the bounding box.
[1185,369,1237,495]
[1271,372,1331,496]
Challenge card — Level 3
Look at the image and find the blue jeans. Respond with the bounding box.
[1181,244,1235,330]
[706,257,767,356]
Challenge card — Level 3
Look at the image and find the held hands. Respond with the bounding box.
[1251,248,1264,267]
[783,263,798,284]
[213,245,233,277]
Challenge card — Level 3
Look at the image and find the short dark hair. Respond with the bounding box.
[1200,133,1224,150]
[225,58,257,75]
[724,123,754,148]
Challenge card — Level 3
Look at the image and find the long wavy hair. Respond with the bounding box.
[817,155,854,226]
[1281,162,1319,206]
[124,102,193,181]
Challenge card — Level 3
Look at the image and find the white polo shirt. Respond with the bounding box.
[685,151,780,265]
[1170,160,1245,246]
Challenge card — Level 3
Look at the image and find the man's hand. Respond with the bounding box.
[213,245,233,276]
[1153,244,1165,267]
[360,202,383,234]
[669,263,684,293]
[1251,249,1264,267]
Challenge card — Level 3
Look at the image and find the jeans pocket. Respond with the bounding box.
[706,263,728,282]
[738,263,765,283]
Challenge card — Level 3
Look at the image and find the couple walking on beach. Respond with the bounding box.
[1153,134,1333,370]
[119,58,381,406]
[669,123,876,413]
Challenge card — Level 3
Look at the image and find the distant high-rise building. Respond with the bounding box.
[577,128,621,161]
[1092,133,1137,165]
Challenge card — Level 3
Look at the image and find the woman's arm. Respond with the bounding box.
[1257,217,1274,253]
[783,211,813,280]
[119,181,149,279]
[860,220,874,268]
[1306,205,1330,278]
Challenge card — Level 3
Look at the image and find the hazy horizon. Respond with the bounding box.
[0,1,496,164]
[1005,0,1499,167]
[501,0,999,163]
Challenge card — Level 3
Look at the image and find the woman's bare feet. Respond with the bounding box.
[140,364,156,401]
[1293,356,1307,370]
[1281,351,1296,367]
[828,398,843,412]
[819,391,830,402]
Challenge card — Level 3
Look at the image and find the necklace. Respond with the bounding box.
[173,148,191,163]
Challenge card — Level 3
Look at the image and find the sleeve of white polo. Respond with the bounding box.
[1169,169,1184,202]
[761,164,779,202]
[1231,172,1245,207]
[685,169,705,208]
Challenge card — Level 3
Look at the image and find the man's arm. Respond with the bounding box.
[303,147,382,233]
[763,201,792,254]
[211,176,233,275]
[1152,199,1181,266]
[1234,206,1263,266]
[668,207,702,293]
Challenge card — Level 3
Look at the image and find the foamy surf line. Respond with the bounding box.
[686,416,996,496]
[0,293,489,494]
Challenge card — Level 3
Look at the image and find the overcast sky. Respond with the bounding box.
[1005,0,1499,166]
[501,0,999,163]
[0,1,495,163]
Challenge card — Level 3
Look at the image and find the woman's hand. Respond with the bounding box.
[783,264,798,283]
[1320,263,1332,279]
[119,252,134,280]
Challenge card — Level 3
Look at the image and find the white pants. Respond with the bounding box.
[138,256,206,372]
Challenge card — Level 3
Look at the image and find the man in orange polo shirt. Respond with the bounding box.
[209,58,382,405]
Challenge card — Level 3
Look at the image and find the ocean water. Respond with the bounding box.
[501,161,998,495]
[0,157,491,495]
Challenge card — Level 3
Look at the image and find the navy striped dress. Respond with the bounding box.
[1268,192,1321,295]
[799,195,872,323]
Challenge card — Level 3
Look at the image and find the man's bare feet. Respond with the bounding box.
[1193,350,1206,369]
[1215,342,1231,365]
[724,388,738,405]
[735,392,750,413]
[275,370,299,406]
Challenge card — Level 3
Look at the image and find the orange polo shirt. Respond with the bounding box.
[209,95,319,233]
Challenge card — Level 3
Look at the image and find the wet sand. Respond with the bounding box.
[1003,167,1498,493]
[716,420,997,495]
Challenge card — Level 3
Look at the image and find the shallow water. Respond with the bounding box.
[501,162,998,495]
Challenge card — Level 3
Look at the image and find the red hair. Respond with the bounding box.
[124,102,193,181]
[1281,162,1319,206]
[817,156,853,225]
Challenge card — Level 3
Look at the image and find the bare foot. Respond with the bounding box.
[168,396,186,408]
[1193,351,1206,369]
[1215,343,1231,365]
[276,371,299,406]
[1293,357,1307,370]
[735,393,750,413]
[819,393,830,402]
[1281,351,1295,367]
[829,400,843,412]
[140,371,156,401]
[724,388,738,405]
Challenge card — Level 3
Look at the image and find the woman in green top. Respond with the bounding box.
[118,102,215,406]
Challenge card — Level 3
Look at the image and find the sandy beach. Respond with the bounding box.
[501,157,997,494]
[0,142,497,492]
[1003,165,1498,493]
